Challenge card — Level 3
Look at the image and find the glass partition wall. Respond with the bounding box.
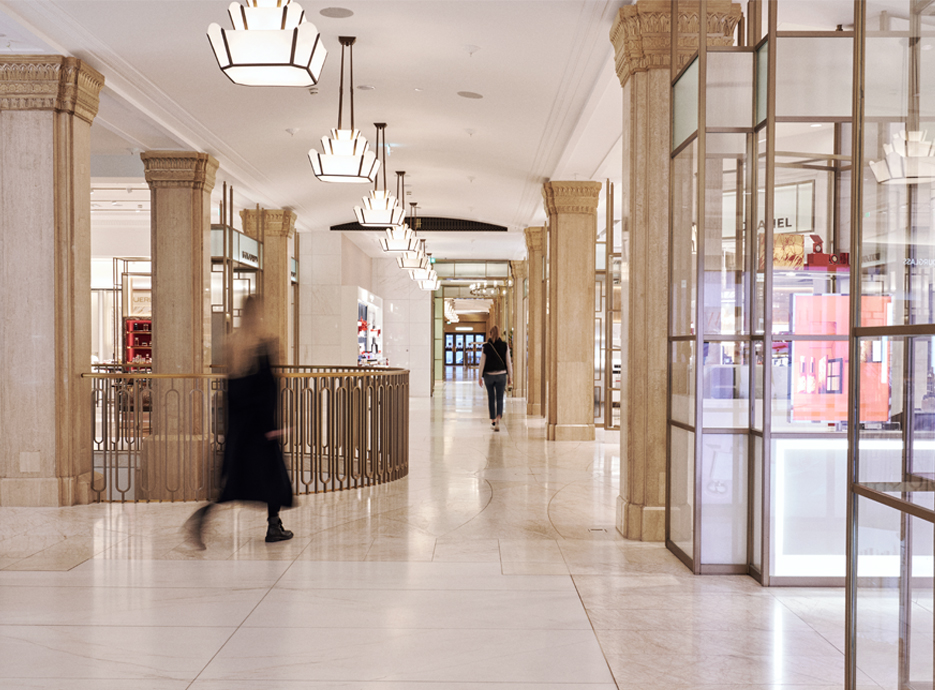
[848,1,935,688]
[667,1,857,581]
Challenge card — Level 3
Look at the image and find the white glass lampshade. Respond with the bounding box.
[207,1,327,87]
[418,276,439,291]
[309,129,380,183]
[396,241,428,270]
[870,130,935,185]
[355,190,405,227]
[379,225,417,253]
[409,267,436,282]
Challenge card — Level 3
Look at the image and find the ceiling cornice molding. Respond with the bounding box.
[512,0,616,230]
[0,0,293,216]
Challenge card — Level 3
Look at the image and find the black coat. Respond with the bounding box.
[217,342,293,508]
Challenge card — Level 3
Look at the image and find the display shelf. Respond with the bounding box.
[124,318,153,369]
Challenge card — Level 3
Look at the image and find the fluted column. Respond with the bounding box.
[141,151,219,375]
[241,208,296,364]
[543,181,602,442]
[0,56,104,506]
[524,227,546,417]
[610,0,741,539]
[511,261,527,399]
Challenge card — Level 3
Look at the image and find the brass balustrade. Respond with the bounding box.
[83,366,409,502]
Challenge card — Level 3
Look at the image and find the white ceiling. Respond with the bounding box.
[0,0,628,261]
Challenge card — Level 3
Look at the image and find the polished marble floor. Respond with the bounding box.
[0,379,891,688]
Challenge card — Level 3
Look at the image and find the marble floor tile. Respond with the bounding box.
[200,627,615,684]
[0,379,866,689]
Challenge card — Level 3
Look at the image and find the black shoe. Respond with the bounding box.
[266,516,294,543]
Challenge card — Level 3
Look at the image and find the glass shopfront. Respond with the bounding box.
[667,1,935,685]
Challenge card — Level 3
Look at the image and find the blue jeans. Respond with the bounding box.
[483,373,507,421]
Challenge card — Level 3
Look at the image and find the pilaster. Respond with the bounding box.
[141,151,219,375]
[542,181,602,442]
[0,56,104,506]
[511,260,527,400]
[241,208,297,364]
[524,227,546,417]
[610,0,741,540]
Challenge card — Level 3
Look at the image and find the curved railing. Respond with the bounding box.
[83,366,409,502]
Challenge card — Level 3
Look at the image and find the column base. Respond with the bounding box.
[526,402,542,416]
[0,473,92,507]
[547,423,595,442]
[616,496,665,541]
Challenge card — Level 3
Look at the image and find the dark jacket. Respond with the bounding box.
[481,338,509,376]
[217,341,293,508]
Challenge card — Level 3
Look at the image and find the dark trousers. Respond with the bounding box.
[483,373,507,420]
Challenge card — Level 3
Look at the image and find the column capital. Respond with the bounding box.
[609,0,742,88]
[511,260,528,281]
[0,56,104,124]
[240,208,297,240]
[524,226,546,253]
[542,181,602,217]
[141,151,219,192]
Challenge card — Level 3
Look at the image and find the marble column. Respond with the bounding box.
[0,56,104,506]
[141,151,218,375]
[524,227,546,417]
[241,208,296,364]
[542,181,601,442]
[609,0,741,540]
[140,151,218,501]
[511,261,527,399]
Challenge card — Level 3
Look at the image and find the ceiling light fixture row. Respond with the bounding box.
[206,6,439,290]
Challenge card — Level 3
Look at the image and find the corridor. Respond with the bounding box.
[0,380,855,688]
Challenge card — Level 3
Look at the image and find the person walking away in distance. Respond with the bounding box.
[478,325,513,432]
[185,295,294,548]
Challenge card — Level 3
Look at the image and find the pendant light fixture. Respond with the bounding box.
[397,238,429,270]
[870,130,935,184]
[309,36,379,183]
[207,0,327,87]
[380,173,418,252]
[418,273,439,291]
[355,124,405,226]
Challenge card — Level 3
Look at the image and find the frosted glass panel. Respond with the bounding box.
[673,57,699,149]
[776,37,852,117]
[700,434,748,565]
[669,426,695,559]
[707,52,753,128]
[756,42,767,124]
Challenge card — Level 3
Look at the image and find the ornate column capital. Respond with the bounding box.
[141,151,219,192]
[241,208,297,240]
[524,226,546,254]
[609,0,742,88]
[542,181,602,217]
[511,260,528,281]
[0,56,104,124]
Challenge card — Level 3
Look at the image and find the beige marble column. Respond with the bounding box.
[139,151,218,501]
[141,151,218,375]
[511,261,527,399]
[0,57,103,506]
[610,0,741,540]
[542,181,601,442]
[524,227,546,416]
[241,208,296,364]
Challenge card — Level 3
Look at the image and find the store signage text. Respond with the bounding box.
[905,258,935,267]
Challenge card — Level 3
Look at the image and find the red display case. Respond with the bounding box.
[124,318,152,371]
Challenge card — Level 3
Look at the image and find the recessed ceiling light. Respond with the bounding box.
[320,7,354,18]
[811,123,822,128]
[357,84,375,91]
[458,91,483,99]
[414,88,423,92]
